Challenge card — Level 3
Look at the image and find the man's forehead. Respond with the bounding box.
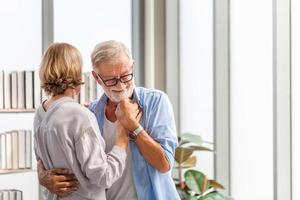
[97,60,132,75]
[103,54,131,66]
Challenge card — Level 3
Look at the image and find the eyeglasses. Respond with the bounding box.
[97,73,134,87]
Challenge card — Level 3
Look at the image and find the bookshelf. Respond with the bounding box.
[0,109,35,113]
[0,122,39,200]
[0,168,36,174]
[0,171,39,199]
[0,70,40,200]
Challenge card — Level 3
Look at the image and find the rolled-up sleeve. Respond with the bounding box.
[146,92,178,170]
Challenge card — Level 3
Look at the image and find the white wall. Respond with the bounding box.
[230,0,274,199]
[179,0,214,178]
[53,0,132,72]
[292,0,300,198]
[0,0,42,69]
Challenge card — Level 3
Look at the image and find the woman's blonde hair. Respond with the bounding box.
[39,42,83,96]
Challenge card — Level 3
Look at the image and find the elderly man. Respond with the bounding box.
[38,40,180,200]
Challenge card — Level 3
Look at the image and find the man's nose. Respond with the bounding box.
[114,79,125,89]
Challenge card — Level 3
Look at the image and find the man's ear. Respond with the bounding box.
[91,71,102,85]
[91,70,98,80]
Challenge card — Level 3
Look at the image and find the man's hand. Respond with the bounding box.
[115,99,169,172]
[37,160,79,197]
[115,99,142,131]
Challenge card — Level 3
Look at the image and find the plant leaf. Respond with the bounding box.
[199,191,234,200]
[185,195,199,200]
[208,180,225,190]
[181,133,203,146]
[190,146,213,152]
[175,147,194,164]
[174,164,196,169]
[174,156,197,169]
[184,170,208,195]
[184,156,197,165]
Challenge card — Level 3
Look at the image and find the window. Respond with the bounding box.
[230,0,274,199]
[179,0,214,177]
[53,0,132,71]
[292,0,300,199]
[0,0,41,69]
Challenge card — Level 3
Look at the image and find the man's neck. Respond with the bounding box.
[105,100,118,122]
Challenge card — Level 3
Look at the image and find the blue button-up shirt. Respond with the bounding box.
[89,87,180,200]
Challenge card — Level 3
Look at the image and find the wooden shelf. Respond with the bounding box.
[0,169,36,175]
[0,109,36,113]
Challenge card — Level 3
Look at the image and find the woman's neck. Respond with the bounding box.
[43,89,73,111]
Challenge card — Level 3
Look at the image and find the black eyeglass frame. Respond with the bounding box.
[97,72,134,87]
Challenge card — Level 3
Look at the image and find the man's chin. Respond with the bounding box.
[109,95,126,103]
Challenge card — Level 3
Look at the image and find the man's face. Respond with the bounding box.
[94,55,135,103]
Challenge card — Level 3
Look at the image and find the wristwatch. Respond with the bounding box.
[128,125,143,141]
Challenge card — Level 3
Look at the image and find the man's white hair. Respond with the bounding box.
[91,40,132,69]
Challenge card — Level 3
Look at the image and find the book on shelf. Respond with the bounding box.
[11,130,18,170]
[25,71,34,109]
[11,72,18,109]
[79,72,102,104]
[0,189,22,200]
[5,132,12,170]
[88,72,97,101]
[0,70,43,110]
[34,70,41,109]
[4,72,11,109]
[0,70,102,110]
[0,70,4,109]
[84,72,90,103]
[0,130,32,171]
[17,71,25,109]
[80,73,86,104]
[1,190,9,200]
[18,130,26,169]
[8,190,15,200]
[25,130,32,169]
[14,190,22,200]
[0,133,6,169]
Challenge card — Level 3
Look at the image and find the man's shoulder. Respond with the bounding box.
[136,87,167,100]
[136,87,171,111]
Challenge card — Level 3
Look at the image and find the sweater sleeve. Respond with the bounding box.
[75,126,127,188]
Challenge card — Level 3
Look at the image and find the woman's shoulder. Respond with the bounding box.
[55,101,98,132]
[59,101,93,117]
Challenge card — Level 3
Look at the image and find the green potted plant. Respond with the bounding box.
[174,133,233,200]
